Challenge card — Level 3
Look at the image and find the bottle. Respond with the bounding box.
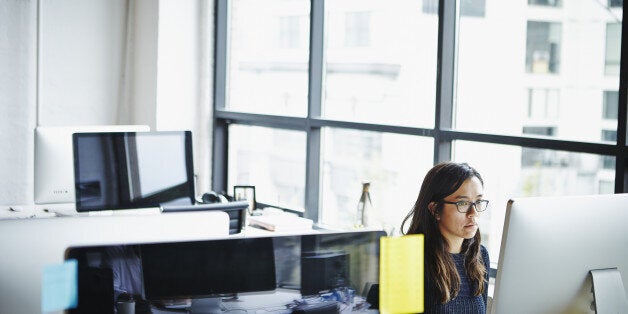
[356,182,375,228]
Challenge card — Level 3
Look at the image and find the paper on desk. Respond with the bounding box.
[379,234,424,314]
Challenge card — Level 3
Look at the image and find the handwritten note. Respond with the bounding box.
[379,234,424,313]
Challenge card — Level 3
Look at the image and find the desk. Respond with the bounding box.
[0,211,230,314]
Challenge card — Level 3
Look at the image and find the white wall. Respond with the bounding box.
[0,0,214,206]
[0,0,38,205]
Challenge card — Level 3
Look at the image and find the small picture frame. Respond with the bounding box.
[233,185,256,214]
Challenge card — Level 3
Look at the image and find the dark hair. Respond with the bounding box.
[401,161,487,303]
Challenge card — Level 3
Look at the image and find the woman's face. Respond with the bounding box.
[434,176,484,251]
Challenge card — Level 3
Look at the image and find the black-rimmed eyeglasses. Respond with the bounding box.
[440,199,489,213]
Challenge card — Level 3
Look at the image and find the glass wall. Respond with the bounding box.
[215,0,626,261]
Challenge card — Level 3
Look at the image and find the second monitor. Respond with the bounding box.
[492,193,628,313]
[72,131,196,212]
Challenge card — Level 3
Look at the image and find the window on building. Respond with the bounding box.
[423,0,486,17]
[603,90,619,120]
[599,180,614,194]
[606,23,622,76]
[526,21,561,74]
[279,16,302,49]
[528,0,562,6]
[609,0,623,8]
[345,12,371,47]
[601,130,617,169]
[528,89,560,119]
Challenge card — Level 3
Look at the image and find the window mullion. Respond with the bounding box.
[434,0,458,164]
[305,0,325,221]
[212,0,229,193]
[615,3,628,193]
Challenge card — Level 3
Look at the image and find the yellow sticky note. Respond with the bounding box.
[379,234,424,314]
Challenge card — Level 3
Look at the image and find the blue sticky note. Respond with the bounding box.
[41,259,78,312]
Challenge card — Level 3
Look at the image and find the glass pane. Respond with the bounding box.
[454,140,615,261]
[227,0,310,116]
[456,0,621,142]
[320,127,434,233]
[323,0,437,128]
[228,125,306,210]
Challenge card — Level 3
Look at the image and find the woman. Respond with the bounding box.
[401,162,490,313]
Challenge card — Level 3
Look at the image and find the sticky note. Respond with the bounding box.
[379,234,424,314]
[42,259,78,312]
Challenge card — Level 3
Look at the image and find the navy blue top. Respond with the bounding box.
[424,245,490,314]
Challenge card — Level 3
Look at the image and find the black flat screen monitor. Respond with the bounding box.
[72,131,195,212]
[65,230,386,313]
[141,237,277,299]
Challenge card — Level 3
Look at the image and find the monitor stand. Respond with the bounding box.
[589,268,628,313]
[189,297,221,314]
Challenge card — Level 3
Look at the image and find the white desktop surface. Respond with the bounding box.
[0,211,230,314]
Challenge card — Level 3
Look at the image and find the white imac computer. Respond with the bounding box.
[34,125,150,205]
[491,194,628,313]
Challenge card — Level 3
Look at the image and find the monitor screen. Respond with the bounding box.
[492,194,628,313]
[65,230,385,313]
[34,125,150,204]
[141,237,277,299]
[72,131,195,212]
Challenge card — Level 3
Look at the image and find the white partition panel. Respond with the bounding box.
[0,211,229,314]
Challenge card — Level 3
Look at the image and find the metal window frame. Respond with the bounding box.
[213,0,628,219]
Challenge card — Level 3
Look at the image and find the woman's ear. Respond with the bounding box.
[428,202,439,218]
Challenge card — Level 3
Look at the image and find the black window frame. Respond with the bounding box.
[213,0,628,221]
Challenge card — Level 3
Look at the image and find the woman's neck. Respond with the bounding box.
[447,238,463,253]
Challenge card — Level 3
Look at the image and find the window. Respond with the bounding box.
[457,10,617,142]
[225,0,310,117]
[455,141,615,257]
[609,0,623,8]
[228,125,307,211]
[528,0,562,6]
[599,180,614,193]
[324,0,437,127]
[601,129,617,169]
[526,21,561,74]
[603,90,619,120]
[606,23,622,76]
[215,0,627,263]
[521,127,558,167]
[344,12,370,47]
[423,0,486,17]
[320,128,433,231]
[279,16,302,49]
[523,126,556,136]
[527,89,559,119]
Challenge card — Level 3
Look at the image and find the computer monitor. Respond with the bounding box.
[72,131,195,212]
[65,230,386,313]
[491,194,628,313]
[34,125,150,204]
[141,237,276,312]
